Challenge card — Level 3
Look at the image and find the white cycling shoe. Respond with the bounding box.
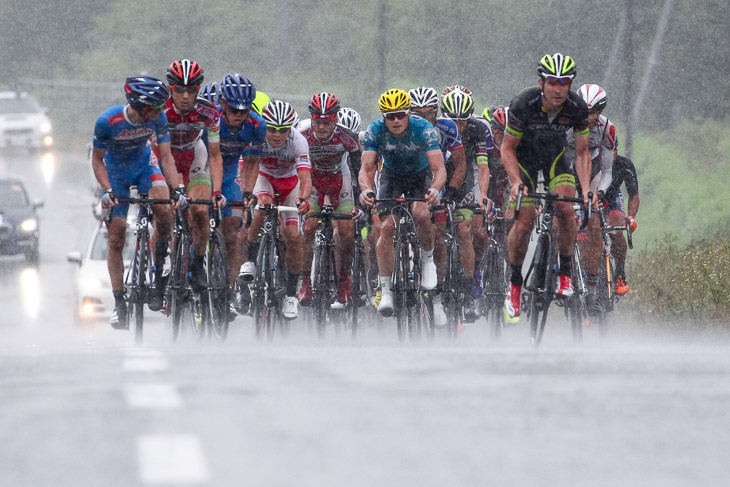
[282,296,298,320]
[378,291,394,317]
[239,262,256,283]
[432,294,447,328]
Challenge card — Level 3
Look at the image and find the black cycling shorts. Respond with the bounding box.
[376,166,433,216]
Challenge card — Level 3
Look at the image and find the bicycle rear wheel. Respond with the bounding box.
[351,238,366,339]
[253,236,271,340]
[206,233,230,341]
[567,244,584,344]
[134,237,148,343]
[483,246,505,341]
[444,242,461,340]
[312,240,330,339]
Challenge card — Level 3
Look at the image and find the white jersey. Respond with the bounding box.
[567,114,618,193]
[259,129,311,179]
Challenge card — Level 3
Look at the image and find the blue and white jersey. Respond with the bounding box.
[220,110,267,168]
[431,116,463,159]
[93,105,171,165]
[363,115,440,175]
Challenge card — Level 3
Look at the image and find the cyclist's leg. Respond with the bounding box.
[550,152,579,295]
[280,183,304,319]
[220,168,243,286]
[334,169,355,305]
[505,165,537,317]
[242,175,273,280]
[607,196,630,293]
[143,161,173,309]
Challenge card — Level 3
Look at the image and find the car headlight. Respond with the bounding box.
[20,218,38,232]
[40,122,52,133]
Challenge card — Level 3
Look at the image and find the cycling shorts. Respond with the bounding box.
[173,138,211,189]
[107,150,167,218]
[309,167,354,214]
[375,166,433,217]
[253,173,300,226]
[607,191,625,214]
[220,165,243,218]
[516,149,575,207]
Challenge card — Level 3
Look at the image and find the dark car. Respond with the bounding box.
[0,178,43,264]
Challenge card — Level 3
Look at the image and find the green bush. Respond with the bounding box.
[625,233,730,325]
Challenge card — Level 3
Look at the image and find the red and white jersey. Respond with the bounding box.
[587,114,617,159]
[162,98,220,151]
[259,129,311,179]
[299,125,360,173]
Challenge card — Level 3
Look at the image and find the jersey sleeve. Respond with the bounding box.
[154,113,171,145]
[92,115,111,150]
[572,98,590,137]
[244,119,268,157]
[505,97,526,138]
[293,131,311,171]
[623,157,639,196]
[423,125,441,152]
[363,122,380,152]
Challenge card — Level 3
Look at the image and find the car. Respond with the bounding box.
[0,178,43,264]
[67,222,135,323]
[0,91,54,151]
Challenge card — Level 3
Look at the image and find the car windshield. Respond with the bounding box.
[90,228,135,261]
[0,96,42,114]
[0,182,30,208]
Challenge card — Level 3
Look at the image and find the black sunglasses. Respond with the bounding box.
[383,111,409,121]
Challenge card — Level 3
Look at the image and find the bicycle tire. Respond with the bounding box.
[312,240,329,339]
[253,234,271,340]
[484,246,504,341]
[528,233,552,347]
[444,241,461,340]
[597,253,613,338]
[207,232,230,341]
[134,235,149,343]
[393,240,408,341]
[351,237,365,338]
[567,244,584,344]
[169,232,189,341]
[407,246,423,341]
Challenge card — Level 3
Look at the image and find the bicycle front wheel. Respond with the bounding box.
[134,239,147,343]
[528,233,552,347]
[169,232,190,341]
[393,240,408,342]
[207,233,230,341]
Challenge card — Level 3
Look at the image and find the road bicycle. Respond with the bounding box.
[117,195,171,343]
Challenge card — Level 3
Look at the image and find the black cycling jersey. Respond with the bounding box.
[605,154,638,200]
[506,87,589,190]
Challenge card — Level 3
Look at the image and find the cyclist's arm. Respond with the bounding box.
[627,194,640,219]
[239,155,260,194]
[358,149,377,195]
[208,141,224,194]
[574,134,591,202]
[596,147,613,194]
[156,141,181,188]
[91,147,112,192]
[426,148,446,192]
[477,153,490,206]
[447,146,466,190]
[500,133,523,191]
[297,168,312,201]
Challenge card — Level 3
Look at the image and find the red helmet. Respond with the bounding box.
[166,59,204,86]
[308,92,340,118]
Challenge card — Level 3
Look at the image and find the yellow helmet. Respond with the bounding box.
[251,90,271,116]
[378,89,411,112]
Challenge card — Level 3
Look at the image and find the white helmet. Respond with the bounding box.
[337,107,362,133]
[408,86,439,108]
[261,100,297,128]
[577,84,608,111]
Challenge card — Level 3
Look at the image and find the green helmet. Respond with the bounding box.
[537,53,577,80]
[251,90,271,116]
[441,89,474,120]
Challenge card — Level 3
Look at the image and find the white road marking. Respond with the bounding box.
[138,435,210,484]
[123,357,169,372]
[124,383,182,409]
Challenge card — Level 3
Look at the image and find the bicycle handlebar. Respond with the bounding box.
[116,198,172,205]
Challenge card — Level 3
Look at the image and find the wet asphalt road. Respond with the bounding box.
[1,151,729,486]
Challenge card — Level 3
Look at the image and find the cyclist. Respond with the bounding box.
[359,89,446,316]
[407,86,466,324]
[298,93,361,308]
[439,87,494,322]
[217,73,266,309]
[502,53,593,319]
[605,153,639,294]
[240,100,311,319]
[571,84,618,312]
[160,59,223,292]
[91,76,180,329]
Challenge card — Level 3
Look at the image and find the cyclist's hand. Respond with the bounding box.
[172,185,188,209]
[212,191,226,209]
[425,187,440,205]
[295,197,310,215]
[626,216,637,233]
[481,197,496,220]
[352,206,368,221]
[359,190,375,207]
[242,191,257,209]
[584,189,596,209]
[509,183,526,203]
[442,185,458,204]
[101,189,118,208]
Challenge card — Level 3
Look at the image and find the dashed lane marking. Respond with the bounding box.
[124,383,182,409]
[138,435,210,484]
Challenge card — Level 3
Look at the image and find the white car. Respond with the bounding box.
[67,223,134,324]
[0,91,53,151]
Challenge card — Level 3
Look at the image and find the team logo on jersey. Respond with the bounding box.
[117,128,154,139]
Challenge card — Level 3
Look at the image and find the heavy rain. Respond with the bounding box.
[1,0,729,485]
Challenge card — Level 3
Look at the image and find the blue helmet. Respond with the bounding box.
[219,73,256,110]
[199,82,220,104]
[124,76,169,109]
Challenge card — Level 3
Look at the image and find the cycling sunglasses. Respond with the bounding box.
[171,85,200,95]
[225,106,250,115]
[544,76,572,86]
[383,110,409,121]
[267,126,291,133]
